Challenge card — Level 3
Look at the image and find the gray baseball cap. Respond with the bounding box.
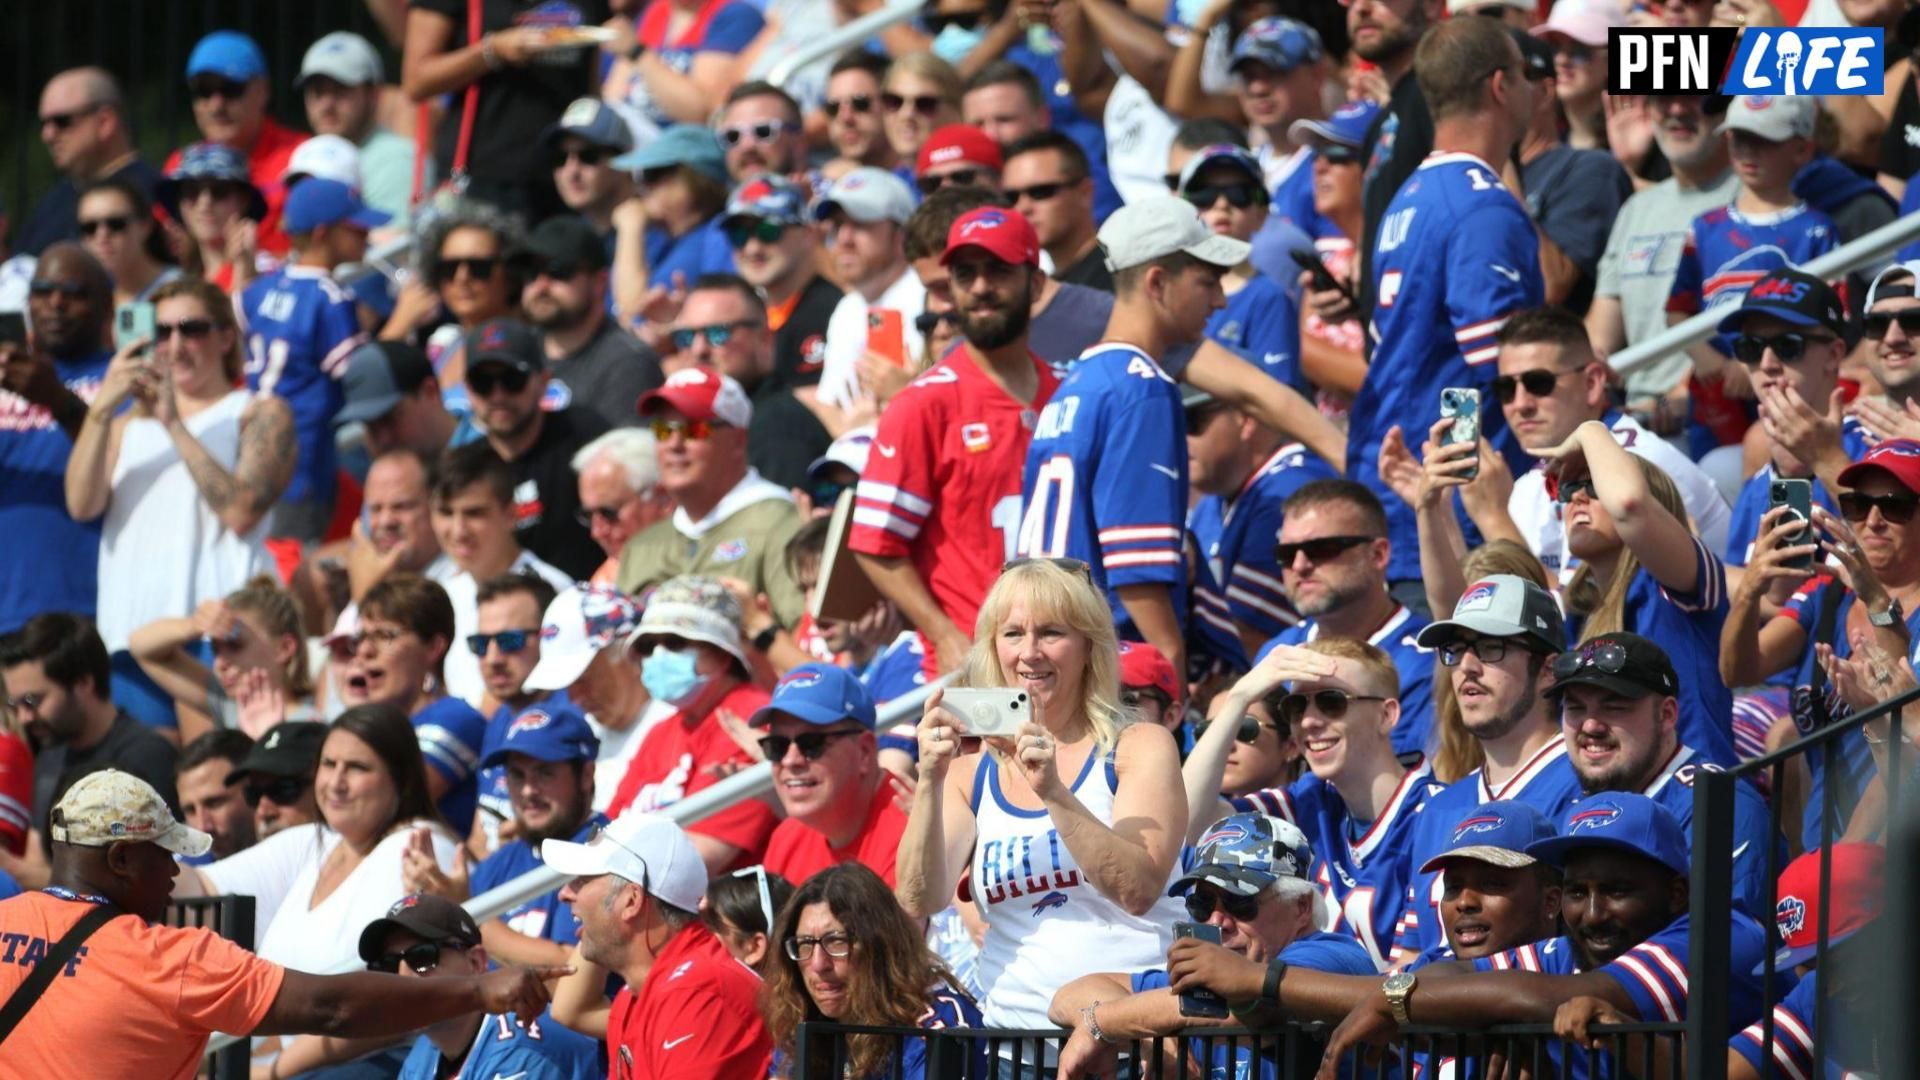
[334,341,435,427]
[1098,196,1250,272]
[1415,574,1564,655]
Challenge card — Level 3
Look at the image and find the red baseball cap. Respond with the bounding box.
[635,366,754,427]
[1765,842,1884,971]
[940,207,1040,268]
[1117,641,1180,707]
[1837,438,1920,495]
[915,124,1004,177]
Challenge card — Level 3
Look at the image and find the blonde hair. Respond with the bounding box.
[1300,637,1399,697]
[150,275,243,382]
[884,52,963,105]
[1565,458,1688,642]
[226,574,314,699]
[964,561,1127,756]
[1430,541,1552,784]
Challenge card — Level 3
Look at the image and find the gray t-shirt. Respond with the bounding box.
[547,321,664,429]
[1028,282,1198,377]
[1595,170,1739,398]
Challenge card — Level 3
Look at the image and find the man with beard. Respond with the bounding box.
[522,215,662,430]
[724,175,842,389]
[1394,575,1582,961]
[174,730,258,863]
[463,318,610,580]
[852,206,1060,676]
[1587,96,1737,408]
[1316,794,1773,1080]
[0,244,111,633]
[297,32,418,224]
[1344,0,1442,330]
[718,83,809,185]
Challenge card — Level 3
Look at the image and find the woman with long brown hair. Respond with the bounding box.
[762,863,982,1080]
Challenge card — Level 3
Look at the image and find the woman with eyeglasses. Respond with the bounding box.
[75,177,181,308]
[172,704,464,1077]
[882,53,964,164]
[383,200,526,412]
[127,574,320,745]
[65,275,290,736]
[153,142,267,294]
[897,559,1189,1061]
[763,862,984,1080]
[704,864,795,969]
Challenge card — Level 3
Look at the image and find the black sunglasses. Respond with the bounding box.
[1551,640,1629,680]
[1864,310,1920,340]
[1182,183,1265,210]
[466,629,535,656]
[1555,477,1596,505]
[640,166,679,186]
[435,256,502,284]
[1278,689,1385,724]
[157,319,216,340]
[525,258,589,281]
[759,729,863,761]
[1193,715,1263,744]
[41,102,104,131]
[178,180,243,204]
[79,215,132,236]
[553,146,613,168]
[367,940,451,975]
[1273,535,1372,565]
[824,95,875,118]
[576,502,633,526]
[919,168,988,195]
[915,310,957,336]
[726,219,787,249]
[244,776,308,808]
[883,92,945,116]
[1121,688,1173,712]
[468,365,532,397]
[1493,367,1577,404]
[1732,332,1834,365]
[1183,887,1261,923]
[189,77,250,101]
[1839,490,1920,524]
[1318,145,1361,166]
[29,278,89,299]
[1006,181,1071,204]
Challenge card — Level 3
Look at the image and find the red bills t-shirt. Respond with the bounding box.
[849,347,1058,647]
[762,778,908,887]
[604,682,778,862]
[607,922,772,1080]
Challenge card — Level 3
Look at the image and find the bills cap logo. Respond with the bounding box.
[960,210,1008,235]
[1750,276,1809,303]
[1197,821,1250,851]
[1776,894,1808,938]
[1457,581,1498,612]
[1568,803,1623,833]
[478,324,509,350]
[1452,814,1505,840]
[508,710,554,738]
[778,670,822,691]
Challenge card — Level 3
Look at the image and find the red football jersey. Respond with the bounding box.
[849,348,1058,641]
[607,923,772,1080]
[605,683,778,863]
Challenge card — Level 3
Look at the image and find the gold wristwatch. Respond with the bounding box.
[1381,971,1417,1024]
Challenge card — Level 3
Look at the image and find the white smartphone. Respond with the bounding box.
[942,687,1033,737]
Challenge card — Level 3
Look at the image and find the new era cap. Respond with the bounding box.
[283,178,391,234]
[52,769,211,857]
[297,31,383,88]
[1099,196,1251,272]
[940,206,1040,268]
[1837,438,1920,495]
[1289,99,1381,150]
[1228,17,1325,75]
[1416,574,1566,656]
[1721,94,1818,143]
[188,30,267,82]
[334,341,436,426]
[916,124,1005,177]
[812,166,917,227]
[1526,792,1689,876]
[1117,640,1180,707]
[725,174,811,229]
[1419,800,1556,873]
[749,663,878,729]
[355,893,481,966]
[1764,842,1884,972]
[542,812,708,911]
[542,96,635,154]
[479,702,601,769]
[1714,267,1847,339]
[224,721,328,784]
[465,318,544,376]
[1548,632,1680,701]
[524,585,643,692]
[637,367,754,427]
[1170,813,1314,897]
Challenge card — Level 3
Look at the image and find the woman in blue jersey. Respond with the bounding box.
[763,863,983,1080]
[1544,418,1739,767]
[896,559,1190,1062]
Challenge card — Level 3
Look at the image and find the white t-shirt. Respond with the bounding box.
[818,269,928,410]
[1508,412,1733,582]
[588,697,675,813]
[1104,74,1178,207]
[441,550,575,709]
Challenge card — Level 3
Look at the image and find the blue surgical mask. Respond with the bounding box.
[932,24,987,65]
[642,645,712,706]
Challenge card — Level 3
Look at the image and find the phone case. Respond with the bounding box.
[867,309,908,369]
[1440,387,1482,480]
[942,688,1032,737]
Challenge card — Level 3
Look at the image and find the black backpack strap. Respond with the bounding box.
[0,902,121,1043]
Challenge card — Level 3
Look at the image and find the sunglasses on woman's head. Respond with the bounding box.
[1277,688,1384,724]
[466,629,535,656]
[244,776,308,808]
[1182,183,1264,210]
[1273,535,1371,565]
[79,215,131,236]
[883,92,945,116]
[1183,886,1261,923]
[1863,310,1920,340]
[367,941,448,975]
[758,728,863,761]
[1002,556,1095,583]
[1731,331,1832,365]
[434,256,502,284]
[824,94,875,118]
[467,365,532,397]
[1839,490,1920,524]
[1193,714,1262,744]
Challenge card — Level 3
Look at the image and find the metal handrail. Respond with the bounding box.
[1608,209,1920,377]
[765,0,929,89]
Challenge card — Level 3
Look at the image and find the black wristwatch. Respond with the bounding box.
[750,624,780,652]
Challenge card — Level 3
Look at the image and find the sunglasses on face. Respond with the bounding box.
[28,279,89,299]
[1551,640,1629,680]
[640,166,679,186]
[468,365,532,397]
[1273,534,1372,565]
[824,94,875,118]
[41,103,104,131]
[1183,887,1261,923]
[79,215,132,236]
[1731,332,1833,365]
[1839,490,1920,524]
[759,728,863,761]
[1193,714,1263,744]
[553,146,612,168]
[1120,688,1173,712]
[1493,367,1577,404]
[189,77,250,101]
[1007,181,1072,204]
[923,10,988,33]
[720,121,799,146]
[786,931,854,961]
[466,629,536,656]
[883,92,945,116]
[1183,183,1265,210]
[367,940,451,975]
[156,319,216,340]
[1277,688,1385,724]
[244,776,308,808]
[434,256,502,284]
[576,500,636,526]
[179,181,241,205]
[1318,145,1361,166]
[526,258,588,281]
[1554,477,1596,504]
[670,321,756,350]
[1864,310,1920,340]
[919,168,988,196]
[650,417,717,441]
[725,218,788,249]
[915,310,957,336]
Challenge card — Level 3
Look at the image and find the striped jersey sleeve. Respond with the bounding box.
[1730,976,1818,1080]
[849,387,937,557]
[1446,204,1538,366]
[1091,396,1185,586]
[1597,919,1691,1022]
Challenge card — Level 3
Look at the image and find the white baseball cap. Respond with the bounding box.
[284,134,363,189]
[52,770,211,857]
[525,584,643,692]
[542,812,707,911]
[1099,196,1251,272]
[297,31,384,88]
[1722,95,1818,143]
[811,166,917,226]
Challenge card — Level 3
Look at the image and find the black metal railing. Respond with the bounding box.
[165,893,256,1080]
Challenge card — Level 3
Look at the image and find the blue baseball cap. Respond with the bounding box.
[1170,813,1314,897]
[725,174,811,229]
[479,702,600,769]
[749,664,878,729]
[187,30,268,83]
[1229,17,1325,76]
[1419,801,1557,874]
[1714,267,1848,339]
[1289,99,1382,151]
[1526,793,1689,877]
[282,178,391,234]
[611,125,728,184]
[156,143,268,222]
[1177,144,1267,198]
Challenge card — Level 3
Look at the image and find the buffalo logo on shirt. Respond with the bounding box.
[1452,814,1504,840]
[1775,894,1807,938]
[1566,802,1623,833]
[1031,891,1070,915]
[713,538,749,563]
[508,710,554,738]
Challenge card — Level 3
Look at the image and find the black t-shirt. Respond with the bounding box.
[1357,70,1434,341]
[1055,246,1116,293]
[1883,74,1920,184]
[31,710,181,837]
[746,382,832,490]
[547,321,664,429]
[771,275,844,390]
[410,0,611,188]
[509,406,610,580]
[17,157,164,257]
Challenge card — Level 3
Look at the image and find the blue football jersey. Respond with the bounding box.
[1636,746,1780,920]
[468,814,605,947]
[1723,420,1873,568]
[397,1008,600,1080]
[1018,343,1189,639]
[1666,203,1838,353]
[1255,606,1436,757]
[1191,444,1338,644]
[1730,970,1870,1080]
[1357,152,1542,580]
[239,265,362,506]
[1206,274,1304,393]
[412,697,487,839]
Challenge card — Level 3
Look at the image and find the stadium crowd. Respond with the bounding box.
[0,0,1916,1075]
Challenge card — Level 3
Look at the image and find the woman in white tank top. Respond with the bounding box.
[64,276,291,663]
[896,560,1190,1060]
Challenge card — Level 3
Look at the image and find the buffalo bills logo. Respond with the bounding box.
[1567,803,1622,833]
[541,623,561,641]
[739,179,775,203]
[1750,276,1808,303]
[664,368,716,388]
[778,671,822,691]
[1776,894,1807,938]
[1868,440,1920,461]
[960,210,1009,235]
[1198,822,1250,850]
[390,895,423,914]
[477,324,511,351]
[1452,814,1504,840]
[1457,581,1497,612]
[1031,891,1069,915]
[508,711,554,738]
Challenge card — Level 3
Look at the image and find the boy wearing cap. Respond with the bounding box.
[814,166,927,412]
[723,174,844,389]
[297,31,419,225]
[1175,144,1306,394]
[548,813,774,1077]
[753,664,910,885]
[238,177,390,541]
[1050,813,1374,1079]
[522,214,665,431]
[169,30,305,256]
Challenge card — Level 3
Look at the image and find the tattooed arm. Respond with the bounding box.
[169,393,297,536]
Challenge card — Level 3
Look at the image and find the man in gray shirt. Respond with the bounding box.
[522,214,663,427]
